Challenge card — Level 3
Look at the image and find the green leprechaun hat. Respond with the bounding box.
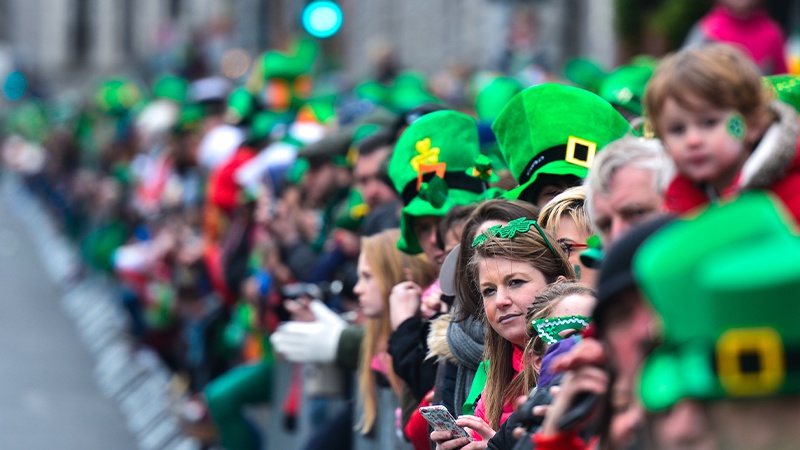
[389,110,487,254]
[765,75,800,113]
[634,191,800,411]
[475,76,524,122]
[492,83,632,202]
[152,74,189,103]
[334,189,370,232]
[94,77,144,116]
[598,64,653,117]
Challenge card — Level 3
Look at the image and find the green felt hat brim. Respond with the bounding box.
[297,127,355,161]
[639,345,720,411]
[398,189,482,254]
[501,160,591,201]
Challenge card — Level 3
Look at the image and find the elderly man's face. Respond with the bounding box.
[591,165,663,247]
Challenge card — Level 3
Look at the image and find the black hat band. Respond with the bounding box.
[517,137,597,185]
[401,172,486,206]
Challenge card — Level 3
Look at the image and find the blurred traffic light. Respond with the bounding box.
[301,1,343,39]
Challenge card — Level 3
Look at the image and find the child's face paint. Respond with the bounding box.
[726,113,747,141]
[659,94,747,189]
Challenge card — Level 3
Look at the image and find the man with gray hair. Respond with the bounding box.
[584,136,674,246]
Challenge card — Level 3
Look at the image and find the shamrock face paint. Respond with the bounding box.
[726,113,746,141]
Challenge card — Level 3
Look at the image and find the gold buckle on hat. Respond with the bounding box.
[716,327,785,397]
[565,136,597,169]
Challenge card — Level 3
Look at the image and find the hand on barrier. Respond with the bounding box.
[270,300,346,363]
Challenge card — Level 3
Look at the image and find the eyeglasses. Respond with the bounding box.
[557,239,589,258]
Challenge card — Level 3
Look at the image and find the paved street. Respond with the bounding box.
[0,187,138,450]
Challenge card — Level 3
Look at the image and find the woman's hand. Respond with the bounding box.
[389,272,422,330]
[420,283,447,318]
[430,415,494,450]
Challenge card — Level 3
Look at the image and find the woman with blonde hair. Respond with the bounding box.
[353,228,438,434]
[538,186,598,286]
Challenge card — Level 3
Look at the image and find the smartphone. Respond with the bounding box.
[419,405,472,441]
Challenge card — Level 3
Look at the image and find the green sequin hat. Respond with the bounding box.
[492,83,632,202]
[635,192,800,411]
[765,75,800,113]
[388,110,487,254]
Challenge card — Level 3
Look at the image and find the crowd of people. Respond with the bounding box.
[2,1,800,449]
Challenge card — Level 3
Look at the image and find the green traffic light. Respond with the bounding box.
[302,1,343,39]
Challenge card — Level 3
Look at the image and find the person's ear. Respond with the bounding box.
[532,354,543,373]
[744,112,769,148]
[556,275,568,283]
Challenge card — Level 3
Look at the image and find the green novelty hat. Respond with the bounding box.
[355,72,441,114]
[765,75,800,113]
[298,127,355,167]
[475,76,524,122]
[248,110,292,143]
[634,192,800,411]
[226,87,258,125]
[389,110,487,254]
[492,83,632,202]
[173,103,205,134]
[598,65,653,116]
[334,189,370,232]
[563,58,608,93]
[94,78,144,116]
[152,75,189,103]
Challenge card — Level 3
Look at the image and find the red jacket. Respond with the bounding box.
[664,101,800,224]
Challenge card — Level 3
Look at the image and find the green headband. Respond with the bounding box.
[471,217,558,257]
[532,315,591,345]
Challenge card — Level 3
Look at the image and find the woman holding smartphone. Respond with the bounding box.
[431,201,576,449]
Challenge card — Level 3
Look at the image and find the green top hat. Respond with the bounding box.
[563,58,608,93]
[492,83,632,201]
[475,76,524,122]
[334,189,370,232]
[389,110,487,254]
[765,75,800,113]
[598,65,653,116]
[634,192,800,411]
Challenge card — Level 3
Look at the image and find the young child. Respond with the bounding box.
[644,43,800,223]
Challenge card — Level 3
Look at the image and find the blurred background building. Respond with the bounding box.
[0,0,798,94]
